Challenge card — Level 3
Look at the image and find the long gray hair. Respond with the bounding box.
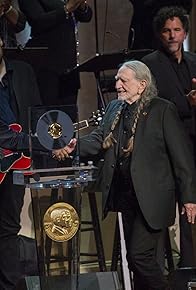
[103,60,158,154]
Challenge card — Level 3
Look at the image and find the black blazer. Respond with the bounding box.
[79,98,196,230]
[18,0,92,75]
[0,59,43,154]
[142,50,196,137]
[6,59,42,132]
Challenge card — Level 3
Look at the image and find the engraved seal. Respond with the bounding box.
[48,122,62,139]
[43,202,79,242]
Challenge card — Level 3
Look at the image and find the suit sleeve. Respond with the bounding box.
[10,9,26,33]
[18,0,92,33]
[18,0,67,33]
[0,120,46,152]
[74,5,92,22]
[0,120,29,150]
[79,101,116,157]
[163,102,196,203]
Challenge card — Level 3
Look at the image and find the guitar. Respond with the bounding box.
[73,109,104,131]
[0,123,31,184]
[0,110,104,184]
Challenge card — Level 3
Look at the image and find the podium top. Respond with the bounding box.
[13,165,97,188]
[74,49,153,73]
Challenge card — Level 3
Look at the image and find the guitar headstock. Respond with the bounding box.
[88,108,105,127]
[73,109,105,132]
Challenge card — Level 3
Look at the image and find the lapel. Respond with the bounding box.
[109,101,125,158]
[131,103,152,158]
[113,116,122,158]
[157,51,185,96]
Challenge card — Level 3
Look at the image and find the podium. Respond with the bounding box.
[13,165,99,290]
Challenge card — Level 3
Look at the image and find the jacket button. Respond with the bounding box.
[111,164,115,168]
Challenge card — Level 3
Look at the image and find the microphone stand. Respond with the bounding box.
[93,0,99,54]
[93,0,107,109]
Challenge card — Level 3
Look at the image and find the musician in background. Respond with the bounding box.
[0,0,26,47]
[142,6,196,269]
[128,0,192,49]
[18,0,92,122]
[0,35,41,289]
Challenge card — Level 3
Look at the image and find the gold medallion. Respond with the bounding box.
[43,202,79,242]
[48,122,62,139]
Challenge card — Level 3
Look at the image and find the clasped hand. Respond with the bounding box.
[181,203,196,224]
[52,138,77,161]
[66,0,87,13]
[0,0,11,15]
[187,78,196,106]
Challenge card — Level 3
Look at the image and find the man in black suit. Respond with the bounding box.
[0,36,42,289]
[54,60,196,290]
[128,0,192,49]
[142,6,196,268]
[18,0,92,121]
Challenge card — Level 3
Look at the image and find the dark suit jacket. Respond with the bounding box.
[18,0,92,76]
[0,59,42,152]
[79,98,196,230]
[142,50,196,137]
[5,59,42,132]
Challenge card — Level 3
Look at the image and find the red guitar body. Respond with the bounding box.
[0,123,31,184]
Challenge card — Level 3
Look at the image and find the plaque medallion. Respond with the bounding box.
[43,202,79,242]
[36,110,74,150]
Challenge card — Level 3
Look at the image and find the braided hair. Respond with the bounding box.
[103,60,158,154]
[102,102,125,149]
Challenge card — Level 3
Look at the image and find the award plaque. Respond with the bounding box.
[13,105,98,290]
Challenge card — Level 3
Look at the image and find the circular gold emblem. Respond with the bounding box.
[48,122,62,139]
[43,202,79,242]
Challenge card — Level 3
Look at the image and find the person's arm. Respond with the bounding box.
[187,78,196,106]
[3,0,26,32]
[0,120,29,150]
[18,0,92,34]
[18,0,67,33]
[163,102,196,222]
[0,119,49,153]
[53,100,119,160]
[74,1,92,23]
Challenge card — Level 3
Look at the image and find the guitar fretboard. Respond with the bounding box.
[73,120,89,131]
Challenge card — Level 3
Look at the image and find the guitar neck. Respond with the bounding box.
[73,120,89,132]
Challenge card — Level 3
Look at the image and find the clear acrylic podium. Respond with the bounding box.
[13,165,97,290]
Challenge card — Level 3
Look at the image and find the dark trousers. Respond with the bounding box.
[0,173,25,290]
[122,208,168,290]
[179,207,196,267]
[156,202,196,269]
